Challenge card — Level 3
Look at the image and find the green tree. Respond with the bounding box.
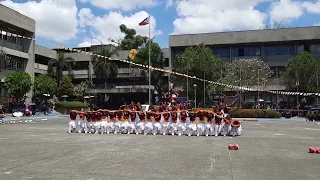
[48,52,75,86]
[34,74,57,97]
[172,44,225,101]
[74,80,91,102]
[283,52,319,92]
[114,24,148,50]
[134,41,168,98]
[57,75,74,97]
[5,71,32,104]
[0,47,10,71]
[91,45,118,88]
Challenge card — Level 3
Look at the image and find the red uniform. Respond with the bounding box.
[116,110,123,121]
[138,112,146,122]
[207,111,214,123]
[123,110,130,122]
[171,111,178,123]
[188,111,197,124]
[101,110,109,121]
[197,110,206,123]
[69,110,77,120]
[86,111,92,122]
[109,111,116,122]
[180,110,188,123]
[163,112,170,123]
[146,111,152,122]
[153,112,161,123]
[129,111,137,122]
[231,120,240,128]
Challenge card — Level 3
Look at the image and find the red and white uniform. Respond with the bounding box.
[231,120,242,136]
[106,111,116,134]
[186,111,197,136]
[144,111,153,135]
[196,110,206,136]
[100,110,109,134]
[161,111,171,135]
[177,110,188,136]
[204,111,214,136]
[222,117,232,136]
[68,110,77,133]
[168,111,178,135]
[153,112,162,135]
[136,111,146,134]
[114,110,123,134]
[214,113,223,136]
[128,110,137,134]
[120,110,130,134]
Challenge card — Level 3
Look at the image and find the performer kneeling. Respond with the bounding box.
[177,110,188,136]
[222,115,232,136]
[186,111,197,136]
[153,111,162,135]
[68,110,77,133]
[120,110,130,134]
[162,111,171,135]
[128,110,137,134]
[231,120,242,136]
[205,111,214,137]
[136,111,146,134]
[144,111,154,135]
[107,111,116,134]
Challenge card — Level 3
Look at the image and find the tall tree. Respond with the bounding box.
[114,24,148,50]
[172,44,225,101]
[283,52,319,92]
[133,41,168,97]
[91,45,118,88]
[57,75,74,97]
[5,72,32,104]
[226,58,273,88]
[34,74,58,97]
[73,80,91,102]
[48,52,75,86]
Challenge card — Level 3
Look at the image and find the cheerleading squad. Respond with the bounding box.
[68,109,242,137]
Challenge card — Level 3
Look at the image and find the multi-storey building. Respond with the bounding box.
[2,3,320,106]
[169,27,320,104]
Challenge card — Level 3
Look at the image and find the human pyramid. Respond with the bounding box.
[67,104,242,137]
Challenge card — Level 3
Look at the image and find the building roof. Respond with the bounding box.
[169,26,320,47]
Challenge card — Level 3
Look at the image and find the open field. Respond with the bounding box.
[1,119,320,180]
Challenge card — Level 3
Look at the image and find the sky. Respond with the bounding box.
[1,0,320,49]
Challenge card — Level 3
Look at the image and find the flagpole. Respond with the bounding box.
[148,16,151,105]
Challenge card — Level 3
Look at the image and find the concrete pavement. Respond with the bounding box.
[1,119,320,180]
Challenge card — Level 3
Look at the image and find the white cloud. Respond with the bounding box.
[0,0,78,42]
[77,8,161,47]
[172,0,268,34]
[269,0,304,23]
[78,0,157,11]
[302,0,320,14]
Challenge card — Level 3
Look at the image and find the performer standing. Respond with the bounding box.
[128,110,137,134]
[162,111,171,135]
[186,111,197,136]
[136,111,146,134]
[107,110,116,134]
[114,110,123,134]
[120,109,130,134]
[177,110,188,136]
[204,111,214,137]
[153,111,162,135]
[144,111,153,135]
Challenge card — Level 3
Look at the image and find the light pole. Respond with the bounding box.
[186,69,189,102]
[296,70,299,117]
[193,84,197,108]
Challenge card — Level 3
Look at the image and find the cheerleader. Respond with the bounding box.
[153,112,162,135]
[214,112,223,136]
[94,110,103,134]
[186,111,197,136]
[162,111,171,135]
[91,111,98,134]
[144,111,153,135]
[196,110,206,136]
[120,110,130,134]
[77,110,87,133]
[230,120,242,136]
[177,110,188,136]
[204,111,214,137]
[222,115,232,136]
[106,111,116,134]
[86,111,93,133]
[168,111,178,135]
[136,111,146,134]
[100,109,109,134]
[128,110,137,134]
[114,110,123,134]
[68,110,77,133]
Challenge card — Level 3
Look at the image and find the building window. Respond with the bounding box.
[310,44,320,54]
[233,47,260,57]
[265,45,295,56]
[214,47,230,57]
[164,58,169,67]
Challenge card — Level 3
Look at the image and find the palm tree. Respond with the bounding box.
[91,45,119,88]
[48,52,75,86]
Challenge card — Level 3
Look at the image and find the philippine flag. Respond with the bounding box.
[139,16,150,26]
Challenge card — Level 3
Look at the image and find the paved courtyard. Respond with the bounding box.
[1,119,320,180]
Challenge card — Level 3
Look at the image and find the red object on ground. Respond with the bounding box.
[309,147,316,153]
[233,144,239,150]
[228,144,234,150]
[316,148,320,154]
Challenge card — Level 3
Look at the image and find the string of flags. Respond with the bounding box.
[2,30,320,97]
[48,42,320,97]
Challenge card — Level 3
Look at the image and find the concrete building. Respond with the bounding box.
[169,27,320,104]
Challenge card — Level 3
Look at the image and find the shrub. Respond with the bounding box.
[229,109,282,118]
[55,101,88,109]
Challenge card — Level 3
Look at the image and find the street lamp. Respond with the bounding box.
[193,84,197,108]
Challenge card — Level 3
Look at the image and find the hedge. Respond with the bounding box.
[55,101,88,109]
[229,109,282,118]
